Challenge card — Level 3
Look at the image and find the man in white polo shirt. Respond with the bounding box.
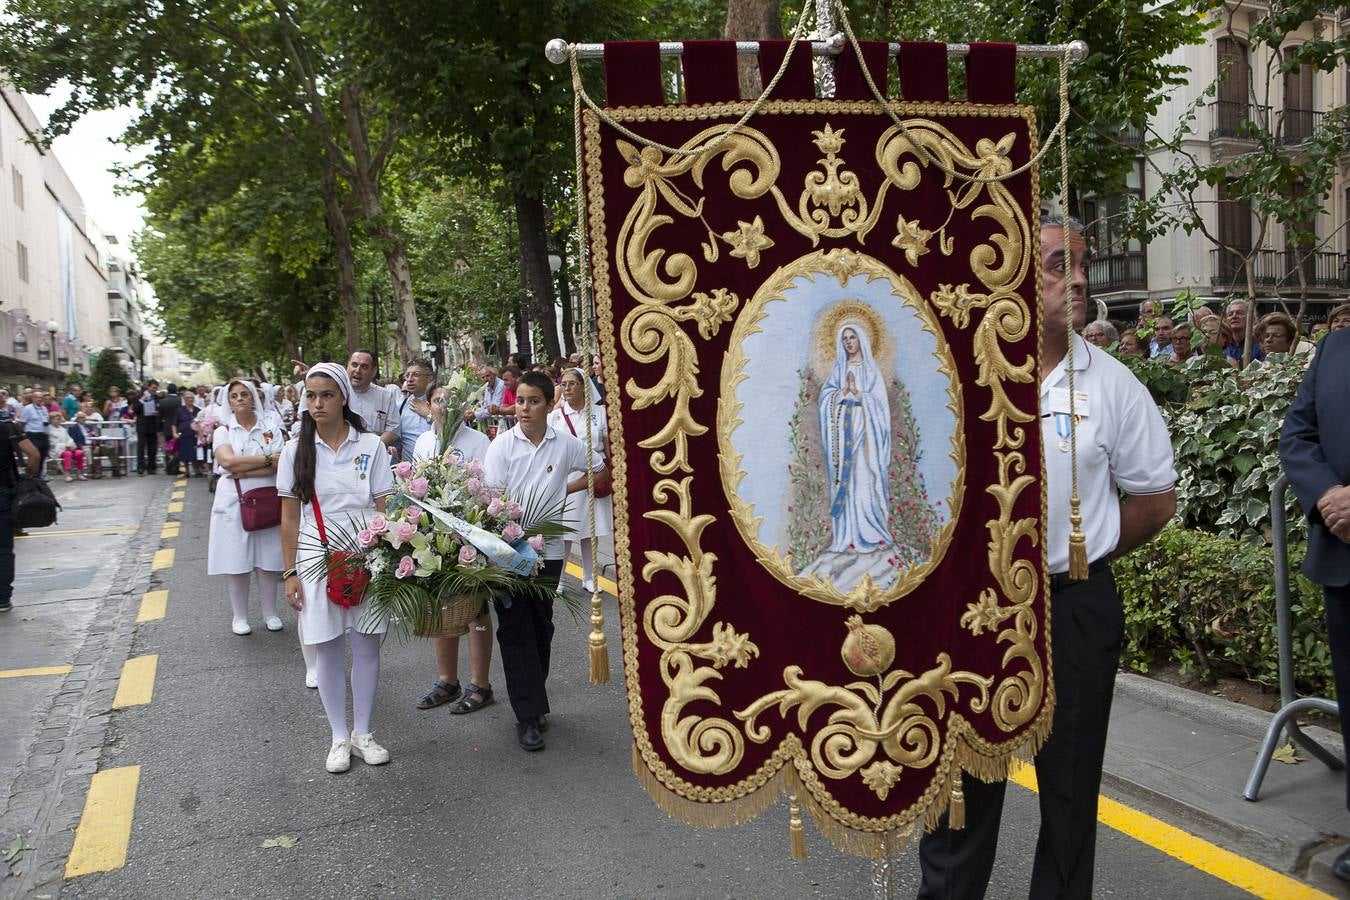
[918,215,1177,899]
[482,371,607,752]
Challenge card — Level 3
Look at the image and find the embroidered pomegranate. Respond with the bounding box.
[841,615,895,677]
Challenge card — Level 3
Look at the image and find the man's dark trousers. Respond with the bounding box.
[0,487,14,605]
[138,419,159,473]
[494,559,561,722]
[917,568,1122,900]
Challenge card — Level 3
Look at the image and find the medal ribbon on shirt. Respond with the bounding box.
[1053,412,1071,453]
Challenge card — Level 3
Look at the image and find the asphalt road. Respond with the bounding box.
[6,474,1265,898]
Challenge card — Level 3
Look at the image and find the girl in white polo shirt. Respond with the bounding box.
[277,364,396,774]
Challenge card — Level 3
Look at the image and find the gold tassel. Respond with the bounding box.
[789,792,807,860]
[588,589,610,684]
[1068,494,1089,581]
[949,776,966,830]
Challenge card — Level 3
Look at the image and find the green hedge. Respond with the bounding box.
[1112,523,1334,698]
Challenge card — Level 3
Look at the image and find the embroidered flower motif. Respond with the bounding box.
[721,216,775,269]
[892,215,933,267]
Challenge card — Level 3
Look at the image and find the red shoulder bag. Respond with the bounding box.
[311,493,369,609]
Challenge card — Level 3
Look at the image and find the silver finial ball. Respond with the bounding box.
[545,38,569,65]
[1067,40,1088,63]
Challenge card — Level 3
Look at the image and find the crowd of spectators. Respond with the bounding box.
[1084,297,1350,372]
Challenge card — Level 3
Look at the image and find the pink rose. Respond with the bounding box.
[368,515,389,535]
[507,501,524,520]
[458,545,478,565]
[487,497,505,517]
[502,521,524,542]
[527,535,544,552]
[394,461,414,479]
[408,477,430,499]
[395,520,417,541]
[465,477,482,496]
[466,460,484,478]
[357,529,378,549]
[406,505,422,521]
[394,555,416,579]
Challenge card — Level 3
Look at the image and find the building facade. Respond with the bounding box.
[1088,6,1350,321]
[0,84,116,383]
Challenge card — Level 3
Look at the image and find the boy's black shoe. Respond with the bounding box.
[516,720,545,752]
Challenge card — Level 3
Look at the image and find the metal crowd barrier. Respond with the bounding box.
[1242,473,1344,801]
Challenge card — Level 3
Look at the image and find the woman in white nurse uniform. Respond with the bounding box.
[278,363,395,774]
[547,367,612,592]
[209,379,286,636]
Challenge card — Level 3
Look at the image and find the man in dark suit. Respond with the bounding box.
[1280,327,1350,884]
[129,380,160,475]
[158,383,181,475]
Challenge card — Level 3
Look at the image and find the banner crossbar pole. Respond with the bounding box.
[545,37,1088,65]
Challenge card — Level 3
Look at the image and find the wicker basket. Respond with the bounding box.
[415,593,486,639]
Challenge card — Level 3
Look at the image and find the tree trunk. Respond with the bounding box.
[318,165,362,353]
[724,0,783,99]
[512,284,532,363]
[339,83,420,364]
[1241,257,1257,367]
[514,189,562,362]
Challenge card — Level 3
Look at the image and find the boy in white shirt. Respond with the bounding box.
[482,371,606,752]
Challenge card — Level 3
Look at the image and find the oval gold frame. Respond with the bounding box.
[718,249,966,612]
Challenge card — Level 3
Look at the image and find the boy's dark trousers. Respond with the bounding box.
[493,559,562,722]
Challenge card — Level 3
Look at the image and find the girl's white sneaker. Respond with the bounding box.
[325,740,351,773]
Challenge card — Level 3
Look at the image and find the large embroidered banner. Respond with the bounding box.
[581,40,1050,856]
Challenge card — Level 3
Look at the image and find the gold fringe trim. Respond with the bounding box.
[1068,494,1089,581]
[948,777,966,830]
[789,792,807,860]
[588,590,610,685]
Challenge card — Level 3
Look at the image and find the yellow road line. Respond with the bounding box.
[170,489,184,499]
[136,590,168,623]
[151,549,174,571]
[564,562,617,597]
[0,665,72,679]
[160,523,179,540]
[1009,766,1331,899]
[166,501,183,514]
[174,479,187,487]
[64,766,140,878]
[112,655,158,709]
[16,526,138,540]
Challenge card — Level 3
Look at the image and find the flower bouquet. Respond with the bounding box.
[299,454,569,639]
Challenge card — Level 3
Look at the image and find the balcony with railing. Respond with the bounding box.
[1281,107,1324,144]
[1209,248,1348,291]
[1089,251,1147,294]
[1210,100,1264,139]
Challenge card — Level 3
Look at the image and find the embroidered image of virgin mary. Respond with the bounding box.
[800,322,906,592]
[821,324,894,551]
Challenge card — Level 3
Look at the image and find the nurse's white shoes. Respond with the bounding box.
[231,620,251,636]
[264,616,284,632]
[325,740,351,773]
[349,733,389,765]
[304,669,318,689]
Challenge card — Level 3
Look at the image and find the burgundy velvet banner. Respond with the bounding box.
[582,40,1049,856]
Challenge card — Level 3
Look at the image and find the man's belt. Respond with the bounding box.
[1049,558,1111,592]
